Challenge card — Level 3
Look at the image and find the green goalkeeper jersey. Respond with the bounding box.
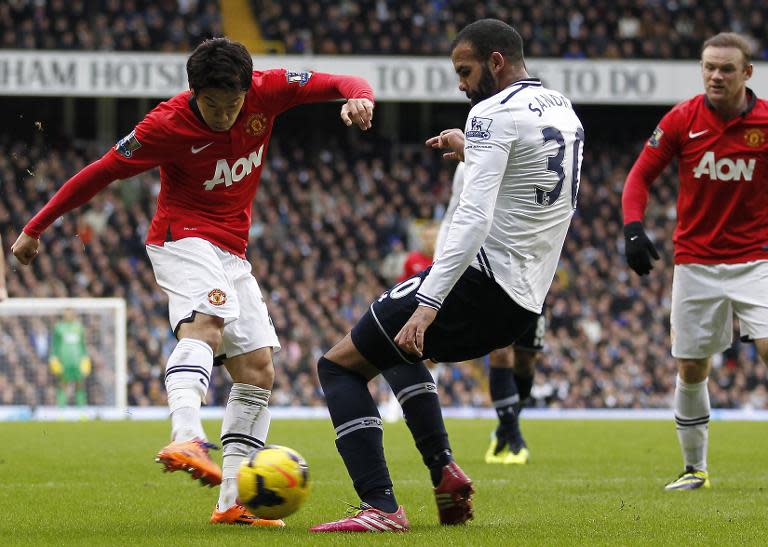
[51,320,87,370]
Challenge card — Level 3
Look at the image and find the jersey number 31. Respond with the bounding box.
[536,126,584,209]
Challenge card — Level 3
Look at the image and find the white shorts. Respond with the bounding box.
[147,238,280,359]
[671,261,768,359]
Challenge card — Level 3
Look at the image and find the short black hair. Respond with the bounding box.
[187,37,252,93]
[451,19,524,65]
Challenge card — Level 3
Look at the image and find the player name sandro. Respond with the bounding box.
[528,93,573,117]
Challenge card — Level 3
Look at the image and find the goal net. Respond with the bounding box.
[0,298,127,416]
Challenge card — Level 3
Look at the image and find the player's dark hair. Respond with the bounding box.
[702,33,752,67]
[451,19,524,65]
[187,37,252,93]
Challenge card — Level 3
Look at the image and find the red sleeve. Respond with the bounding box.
[24,109,171,238]
[621,107,682,224]
[257,69,375,113]
[24,153,136,238]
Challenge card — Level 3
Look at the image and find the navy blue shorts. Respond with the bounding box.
[514,312,546,352]
[351,266,539,370]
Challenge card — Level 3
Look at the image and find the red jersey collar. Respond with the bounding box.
[188,93,207,126]
[703,87,757,117]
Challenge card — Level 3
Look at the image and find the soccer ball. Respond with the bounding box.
[237,445,310,519]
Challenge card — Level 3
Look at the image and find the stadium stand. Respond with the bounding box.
[1,1,766,412]
[2,122,766,409]
[3,1,766,60]
[0,0,222,51]
[256,0,768,59]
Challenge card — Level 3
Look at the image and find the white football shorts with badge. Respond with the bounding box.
[147,237,280,359]
[671,260,768,359]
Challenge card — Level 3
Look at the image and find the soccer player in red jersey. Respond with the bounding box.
[622,33,768,491]
[12,37,374,525]
[396,224,437,283]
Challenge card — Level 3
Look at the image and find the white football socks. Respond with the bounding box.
[674,375,710,472]
[217,382,272,510]
[165,338,214,442]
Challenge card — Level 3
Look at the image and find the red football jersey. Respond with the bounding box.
[397,251,433,282]
[622,91,768,264]
[25,70,374,257]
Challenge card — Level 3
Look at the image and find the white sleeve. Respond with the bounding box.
[434,162,464,259]
[416,103,515,310]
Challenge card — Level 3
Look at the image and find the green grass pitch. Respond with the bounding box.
[1,419,766,546]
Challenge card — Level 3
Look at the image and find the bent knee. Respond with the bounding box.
[178,314,225,352]
[323,334,381,380]
[677,358,710,383]
[179,330,222,353]
[317,356,342,385]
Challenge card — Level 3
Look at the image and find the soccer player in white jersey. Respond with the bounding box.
[431,158,545,465]
[310,19,584,532]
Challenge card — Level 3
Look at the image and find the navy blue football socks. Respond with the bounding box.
[383,363,452,486]
[317,356,398,513]
[490,367,523,445]
[514,370,534,403]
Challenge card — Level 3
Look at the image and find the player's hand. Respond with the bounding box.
[624,221,660,275]
[0,287,7,301]
[426,128,465,161]
[12,231,40,265]
[341,98,374,130]
[80,357,92,376]
[49,357,63,376]
[394,305,438,358]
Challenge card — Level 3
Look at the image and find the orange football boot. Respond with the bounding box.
[155,437,222,487]
[210,504,286,527]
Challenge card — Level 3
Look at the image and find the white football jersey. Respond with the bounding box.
[434,161,464,259]
[418,78,584,313]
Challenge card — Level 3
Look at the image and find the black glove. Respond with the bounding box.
[624,221,659,275]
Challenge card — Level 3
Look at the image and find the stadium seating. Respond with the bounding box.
[2,128,765,409]
[0,0,222,51]
[1,1,766,410]
[257,0,768,59]
[3,1,765,59]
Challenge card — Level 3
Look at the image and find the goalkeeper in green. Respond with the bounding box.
[49,309,91,406]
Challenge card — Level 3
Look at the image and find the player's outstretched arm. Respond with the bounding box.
[340,98,374,130]
[11,232,39,266]
[426,128,465,161]
[12,140,156,267]
[11,158,114,266]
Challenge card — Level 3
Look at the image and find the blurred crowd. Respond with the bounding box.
[0,0,766,411]
[1,123,766,410]
[258,0,768,59]
[3,1,767,61]
[0,0,221,51]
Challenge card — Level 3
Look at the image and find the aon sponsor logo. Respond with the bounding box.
[692,151,755,181]
[203,145,264,190]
